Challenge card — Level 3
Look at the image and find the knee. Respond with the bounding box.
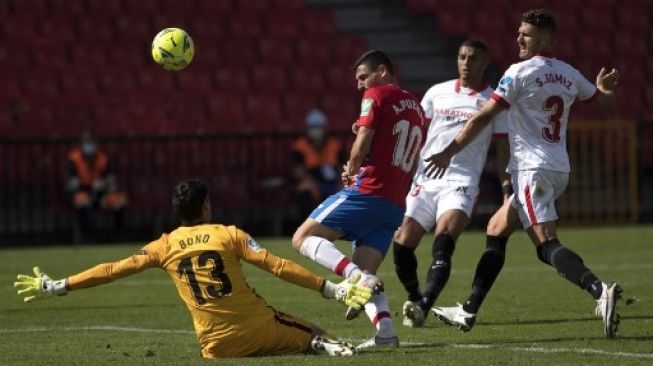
[291,231,305,251]
[393,222,422,249]
[486,214,507,236]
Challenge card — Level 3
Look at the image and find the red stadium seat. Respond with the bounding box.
[192,17,226,40]
[177,68,215,96]
[196,0,234,12]
[270,0,305,10]
[220,38,259,65]
[31,45,70,71]
[86,0,124,15]
[214,68,251,93]
[135,68,178,96]
[21,72,62,99]
[325,67,356,92]
[295,38,331,66]
[206,95,247,131]
[59,70,100,98]
[331,36,368,64]
[49,0,85,16]
[233,0,269,12]
[123,0,159,15]
[281,93,320,122]
[251,67,287,93]
[259,39,295,66]
[70,42,111,67]
[10,0,50,18]
[244,94,284,130]
[301,11,336,36]
[266,13,301,38]
[38,19,77,44]
[322,94,359,131]
[98,71,136,96]
[289,68,325,93]
[226,15,263,38]
[114,15,152,42]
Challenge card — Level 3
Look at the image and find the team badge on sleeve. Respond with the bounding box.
[360,98,373,116]
[247,237,262,252]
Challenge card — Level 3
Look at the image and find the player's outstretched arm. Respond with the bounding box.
[424,99,504,179]
[592,67,618,111]
[14,242,162,302]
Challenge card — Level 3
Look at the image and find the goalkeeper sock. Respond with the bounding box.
[300,236,362,278]
[364,293,395,338]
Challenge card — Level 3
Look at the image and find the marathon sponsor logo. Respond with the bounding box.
[435,108,473,119]
[535,73,572,90]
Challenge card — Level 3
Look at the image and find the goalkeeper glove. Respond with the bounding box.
[322,274,372,310]
[14,266,67,302]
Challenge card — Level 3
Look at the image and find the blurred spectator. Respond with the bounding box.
[66,131,127,243]
[291,109,346,224]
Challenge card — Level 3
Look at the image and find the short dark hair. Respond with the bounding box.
[460,39,488,53]
[522,9,557,34]
[171,179,208,223]
[353,50,394,75]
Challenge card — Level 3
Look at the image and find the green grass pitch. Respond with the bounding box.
[1,226,652,365]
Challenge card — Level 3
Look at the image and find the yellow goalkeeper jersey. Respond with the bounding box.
[66,224,325,357]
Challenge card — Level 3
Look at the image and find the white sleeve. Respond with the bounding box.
[575,68,598,102]
[491,110,508,135]
[492,65,521,108]
[420,86,436,119]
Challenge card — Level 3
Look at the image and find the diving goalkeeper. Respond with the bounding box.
[14,179,372,358]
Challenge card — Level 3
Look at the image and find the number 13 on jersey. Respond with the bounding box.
[392,119,423,172]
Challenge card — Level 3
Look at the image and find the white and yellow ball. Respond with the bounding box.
[151,28,194,71]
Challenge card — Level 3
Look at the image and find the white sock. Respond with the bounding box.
[299,236,362,277]
[364,293,395,338]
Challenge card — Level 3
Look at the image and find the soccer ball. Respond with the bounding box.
[151,28,194,71]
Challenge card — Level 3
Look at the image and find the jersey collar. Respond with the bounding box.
[455,79,489,96]
[534,51,554,58]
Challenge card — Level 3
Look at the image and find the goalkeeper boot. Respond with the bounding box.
[310,336,355,356]
[431,303,476,332]
[594,282,622,338]
[355,335,399,350]
[345,274,384,320]
[402,300,426,328]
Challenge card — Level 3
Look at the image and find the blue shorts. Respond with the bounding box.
[309,188,404,254]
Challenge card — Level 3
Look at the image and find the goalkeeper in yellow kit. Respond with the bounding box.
[14,179,372,358]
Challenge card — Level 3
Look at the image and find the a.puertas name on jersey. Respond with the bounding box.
[392,99,421,115]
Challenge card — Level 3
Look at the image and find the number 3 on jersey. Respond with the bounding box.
[542,96,564,143]
[177,251,232,305]
[392,119,423,172]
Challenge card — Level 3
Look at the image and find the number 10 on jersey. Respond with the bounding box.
[392,119,423,173]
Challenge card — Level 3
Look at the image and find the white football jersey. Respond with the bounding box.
[416,79,508,188]
[491,54,597,173]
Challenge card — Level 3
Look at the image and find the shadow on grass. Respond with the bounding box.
[480,314,653,326]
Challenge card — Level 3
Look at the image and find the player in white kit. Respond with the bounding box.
[392,40,511,328]
[424,9,622,338]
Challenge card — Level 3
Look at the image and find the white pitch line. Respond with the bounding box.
[0,327,651,359]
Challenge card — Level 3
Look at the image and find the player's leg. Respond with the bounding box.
[292,189,373,279]
[351,205,403,349]
[351,245,399,349]
[392,217,427,327]
[422,209,469,311]
[432,199,520,331]
[520,171,622,337]
[292,218,363,278]
[392,184,433,327]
